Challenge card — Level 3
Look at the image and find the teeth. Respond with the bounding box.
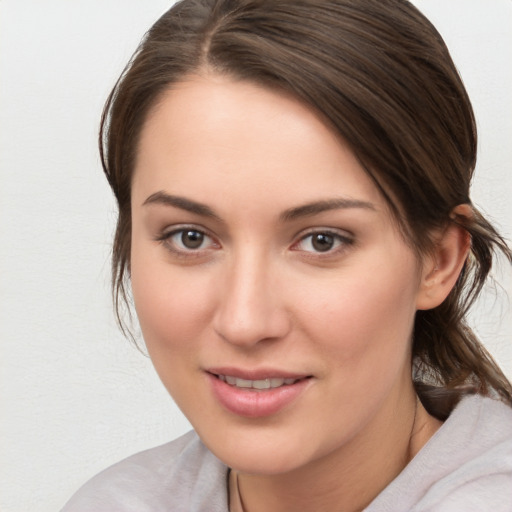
[218,375,298,390]
[234,378,253,388]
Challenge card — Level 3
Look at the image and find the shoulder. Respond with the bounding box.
[61,430,229,512]
[367,395,512,512]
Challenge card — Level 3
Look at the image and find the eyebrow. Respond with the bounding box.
[143,191,222,221]
[280,198,376,221]
[143,191,375,222]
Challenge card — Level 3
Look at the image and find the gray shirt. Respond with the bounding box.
[62,395,512,511]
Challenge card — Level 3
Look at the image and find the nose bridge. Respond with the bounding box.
[213,245,289,346]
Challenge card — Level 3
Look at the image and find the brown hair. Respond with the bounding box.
[100,0,512,417]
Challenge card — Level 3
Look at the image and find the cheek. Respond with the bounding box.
[130,255,219,410]
[130,247,215,356]
[297,258,420,372]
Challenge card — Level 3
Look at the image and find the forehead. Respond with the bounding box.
[132,74,386,215]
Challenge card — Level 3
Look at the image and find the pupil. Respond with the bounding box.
[312,233,334,252]
[182,230,203,249]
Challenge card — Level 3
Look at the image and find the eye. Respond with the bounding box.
[173,229,208,250]
[293,230,353,254]
[157,227,218,254]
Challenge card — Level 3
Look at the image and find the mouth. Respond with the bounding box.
[206,369,313,418]
[214,374,309,391]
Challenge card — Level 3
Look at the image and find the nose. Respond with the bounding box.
[212,252,291,348]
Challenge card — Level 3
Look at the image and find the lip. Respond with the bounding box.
[206,367,312,418]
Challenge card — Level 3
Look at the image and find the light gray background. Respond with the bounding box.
[0,1,511,511]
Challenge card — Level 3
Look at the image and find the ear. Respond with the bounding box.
[416,204,472,311]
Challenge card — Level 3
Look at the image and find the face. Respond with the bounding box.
[130,74,428,475]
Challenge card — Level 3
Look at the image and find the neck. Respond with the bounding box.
[231,385,442,512]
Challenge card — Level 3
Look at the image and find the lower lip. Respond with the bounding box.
[208,374,311,418]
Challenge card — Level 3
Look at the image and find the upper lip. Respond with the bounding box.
[206,367,311,380]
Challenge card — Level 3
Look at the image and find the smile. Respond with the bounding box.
[217,375,300,390]
[207,371,313,418]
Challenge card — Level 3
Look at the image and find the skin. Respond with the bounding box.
[130,73,469,511]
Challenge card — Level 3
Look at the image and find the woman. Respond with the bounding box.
[63,0,512,510]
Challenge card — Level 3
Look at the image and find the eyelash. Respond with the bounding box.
[155,226,354,258]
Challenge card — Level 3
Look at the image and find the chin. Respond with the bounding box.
[197,422,324,475]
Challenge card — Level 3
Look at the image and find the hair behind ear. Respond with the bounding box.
[413,205,512,417]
